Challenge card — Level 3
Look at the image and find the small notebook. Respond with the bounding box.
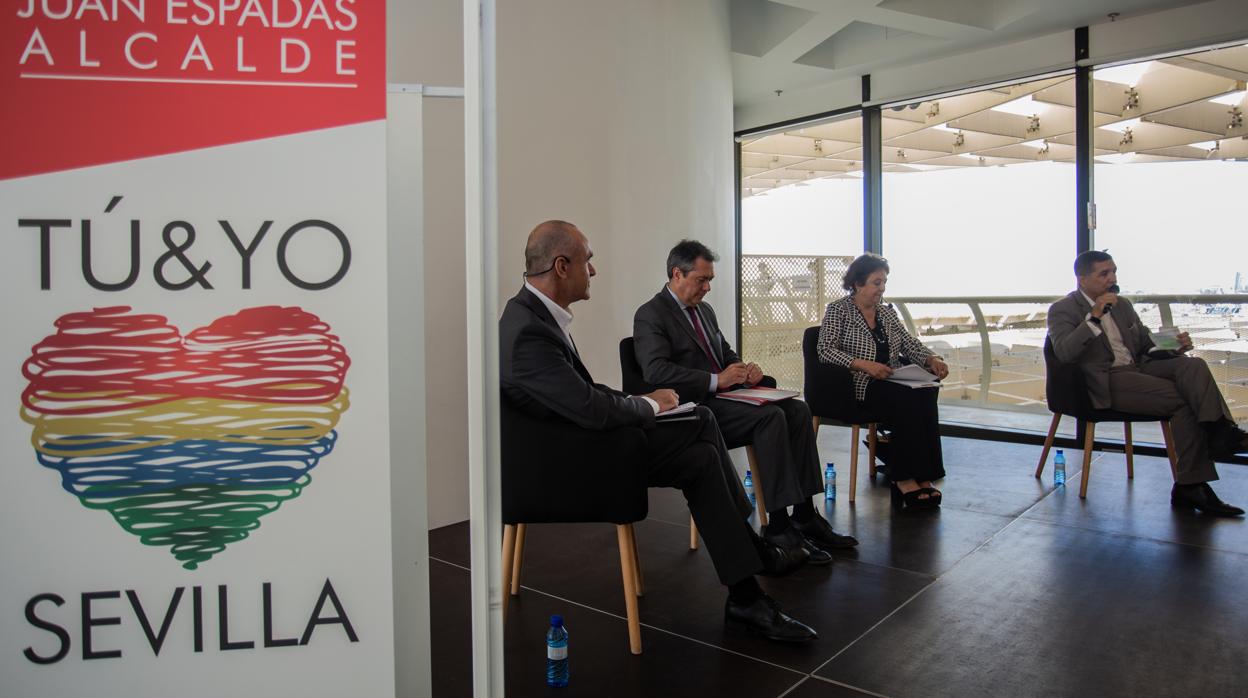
[657,401,698,419]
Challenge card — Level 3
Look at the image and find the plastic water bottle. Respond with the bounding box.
[545,615,569,687]
[743,469,755,507]
[1054,449,1067,487]
[824,463,837,501]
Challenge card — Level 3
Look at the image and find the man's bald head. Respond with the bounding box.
[522,220,596,308]
[524,220,583,276]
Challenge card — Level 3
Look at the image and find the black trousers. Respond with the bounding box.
[862,381,945,483]
[645,406,761,586]
[706,397,823,511]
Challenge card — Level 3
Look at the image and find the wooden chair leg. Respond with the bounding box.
[849,424,860,503]
[510,523,526,596]
[1124,423,1135,479]
[1035,412,1061,478]
[501,524,516,617]
[689,515,699,550]
[1079,422,1096,499]
[617,525,643,655]
[746,446,768,527]
[627,524,644,597]
[1160,420,1179,481]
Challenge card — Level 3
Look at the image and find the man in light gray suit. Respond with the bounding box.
[1048,250,1248,516]
[633,240,858,560]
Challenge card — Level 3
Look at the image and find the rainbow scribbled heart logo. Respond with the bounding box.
[20,306,351,570]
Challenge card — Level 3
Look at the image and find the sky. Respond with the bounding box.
[742,159,1248,297]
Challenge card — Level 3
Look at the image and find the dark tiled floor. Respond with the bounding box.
[430,434,1248,697]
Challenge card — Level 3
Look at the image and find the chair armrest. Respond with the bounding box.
[501,401,649,525]
[801,326,858,419]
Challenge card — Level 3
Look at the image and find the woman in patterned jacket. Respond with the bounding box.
[816,253,950,509]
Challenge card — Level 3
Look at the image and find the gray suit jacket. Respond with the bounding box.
[1047,290,1157,409]
[633,287,740,404]
[501,287,655,430]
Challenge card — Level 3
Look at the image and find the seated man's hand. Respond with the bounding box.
[744,362,764,385]
[926,356,949,380]
[1092,291,1119,318]
[852,359,893,380]
[1177,331,1194,353]
[644,389,679,412]
[718,363,751,389]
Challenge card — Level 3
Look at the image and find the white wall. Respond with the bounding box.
[498,0,738,388]
[734,0,1248,131]
[389,0,469,531]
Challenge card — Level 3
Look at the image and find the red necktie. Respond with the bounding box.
[686,306,722,373]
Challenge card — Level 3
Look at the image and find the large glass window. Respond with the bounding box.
[737,44,1248,439]
[1094,45,1248,431]
[880,75,1076,430]
[739,112,863,390]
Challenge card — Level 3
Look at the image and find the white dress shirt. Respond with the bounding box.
[1081,290,1135,367]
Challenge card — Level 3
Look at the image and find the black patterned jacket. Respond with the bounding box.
[816,295,936,401]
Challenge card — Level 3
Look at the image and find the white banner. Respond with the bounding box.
[1,3,394,696]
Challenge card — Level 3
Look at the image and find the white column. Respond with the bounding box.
[464,1,504,696]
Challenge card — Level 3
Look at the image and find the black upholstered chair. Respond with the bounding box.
[619,337,767,549]
[1034,336,1178,498]
[801,326,879,503]
[501,398,649,654]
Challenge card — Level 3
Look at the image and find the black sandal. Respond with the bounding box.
[890,483,937,510]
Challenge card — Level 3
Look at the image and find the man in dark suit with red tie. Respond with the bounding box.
[501,221,817,642]
[632,240,858,564]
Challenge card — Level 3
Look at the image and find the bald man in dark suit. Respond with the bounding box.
[500,220,817,642]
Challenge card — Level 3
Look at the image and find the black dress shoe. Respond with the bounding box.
[794,514,859,550]
[725,594,817,642]
[1171,483,1245,517]
[763,525,832,566]
[1208,422,1248,460]
[757,536,807,577]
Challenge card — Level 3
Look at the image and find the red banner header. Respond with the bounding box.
[2,0,385,179]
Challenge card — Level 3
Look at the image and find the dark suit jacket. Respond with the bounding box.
[633,286,740,404]
[1047,290,1156,409]
[501,286,655,430]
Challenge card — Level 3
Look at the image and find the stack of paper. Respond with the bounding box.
[884,364,941,389]
[715,387,800,405]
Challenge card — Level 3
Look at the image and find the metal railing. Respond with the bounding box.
[739,254,1248,422]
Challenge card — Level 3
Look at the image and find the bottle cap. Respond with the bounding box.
[551,615,563,628]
